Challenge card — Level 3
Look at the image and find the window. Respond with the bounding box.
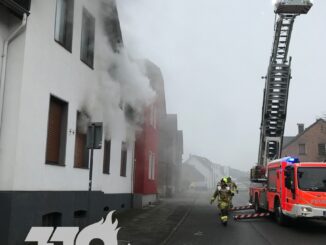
[80,8,95,68]
[103,140,111,174]
[120,142,127,177]
[268,168,277,191]
[148,151,155,180]
[74,112,89,169]
[322,125,326,134]
[102,1,123,52]
[45,95,68,166]
[298,167,326,191]
[148,151,152,180]
[42,212,62,227]
[318,144,326,155]
[298,144,306,155]
[54,0,74,51]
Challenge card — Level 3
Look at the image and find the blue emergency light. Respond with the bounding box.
[284,157,300,164]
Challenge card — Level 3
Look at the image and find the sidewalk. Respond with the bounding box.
[116,192,197,245]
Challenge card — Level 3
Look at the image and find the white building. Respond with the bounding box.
[0,1,150,243]
[185,155,224,189]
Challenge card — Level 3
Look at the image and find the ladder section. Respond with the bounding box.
[258,14,296,166]
[271,15,296,64]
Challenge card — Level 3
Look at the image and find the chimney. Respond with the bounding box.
[297,123,304,135]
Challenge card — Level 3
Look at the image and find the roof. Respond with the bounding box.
[185,154,249,180]
[187,154,220,172]
[282,119,326,149]
[282,136,296,147]
[181,163,205,182]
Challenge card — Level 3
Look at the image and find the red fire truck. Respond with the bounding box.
[250,157,326,224]
[247,0,326,225]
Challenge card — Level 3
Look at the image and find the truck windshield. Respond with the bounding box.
[297,167,326,192]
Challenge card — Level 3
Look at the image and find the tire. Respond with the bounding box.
[274,199,289,226]
[254,194,261,213]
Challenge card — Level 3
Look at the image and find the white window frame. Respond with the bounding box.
[54,0,74,51]
[148,151,152,180]
[151,152,155,180]
[148,151,155,180]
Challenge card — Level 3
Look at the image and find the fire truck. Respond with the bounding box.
[249,0,326,225]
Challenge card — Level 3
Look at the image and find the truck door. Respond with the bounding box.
[284,165,296,211]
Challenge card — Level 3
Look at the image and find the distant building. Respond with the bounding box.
[184,155,224,189]
[180,163,205,191]
[133,60,165,207]
[282,119,326,162]
[158,114,183,197]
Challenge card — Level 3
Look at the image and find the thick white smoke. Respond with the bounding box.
[84,0,156,143]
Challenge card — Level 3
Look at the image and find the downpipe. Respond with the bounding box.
[0,13,27,138]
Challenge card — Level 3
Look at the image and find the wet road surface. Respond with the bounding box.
[167,190,326,245]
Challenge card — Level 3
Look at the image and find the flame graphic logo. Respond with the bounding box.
[75,211,120,245]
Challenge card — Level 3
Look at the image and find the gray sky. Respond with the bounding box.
[117,0,326,171]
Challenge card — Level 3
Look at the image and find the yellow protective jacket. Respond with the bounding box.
[228,181,238,194]
[211,186,232,209]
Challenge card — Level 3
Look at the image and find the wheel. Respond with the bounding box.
[274,199,289,226]
[254,194,261,213]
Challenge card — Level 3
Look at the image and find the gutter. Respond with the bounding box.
[0,13,27,137]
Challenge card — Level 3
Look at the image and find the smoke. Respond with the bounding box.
[84,0,156,143]
[77,111,91,134]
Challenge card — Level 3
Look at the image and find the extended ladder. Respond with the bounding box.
[258,14,297,166]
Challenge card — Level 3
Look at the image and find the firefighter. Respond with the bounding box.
[210,177,232,226]
[227,176,238,208]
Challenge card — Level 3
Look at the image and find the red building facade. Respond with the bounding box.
[133,60,165,207]
[134,104,159,191]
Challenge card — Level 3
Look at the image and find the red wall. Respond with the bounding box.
[134,104,159,194]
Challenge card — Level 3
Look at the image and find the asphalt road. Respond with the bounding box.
[167,190,326,245]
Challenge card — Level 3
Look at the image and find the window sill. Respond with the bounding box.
[74,166,89,170]
[120,175,127,178]
[45,162,65,167]
[54,39,72,53]
[80,58,94,70]
[103,172,110,175]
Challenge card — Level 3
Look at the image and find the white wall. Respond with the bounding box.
[0,6,26,190]
[0,1,134,194]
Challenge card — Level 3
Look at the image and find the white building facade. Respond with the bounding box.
[0,1,140,243]
[185,155,224,189]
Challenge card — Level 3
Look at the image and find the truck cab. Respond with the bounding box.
[250,157,326,224]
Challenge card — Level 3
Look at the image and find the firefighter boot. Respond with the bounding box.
[220,208,229,226]
[220,214,228,226]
